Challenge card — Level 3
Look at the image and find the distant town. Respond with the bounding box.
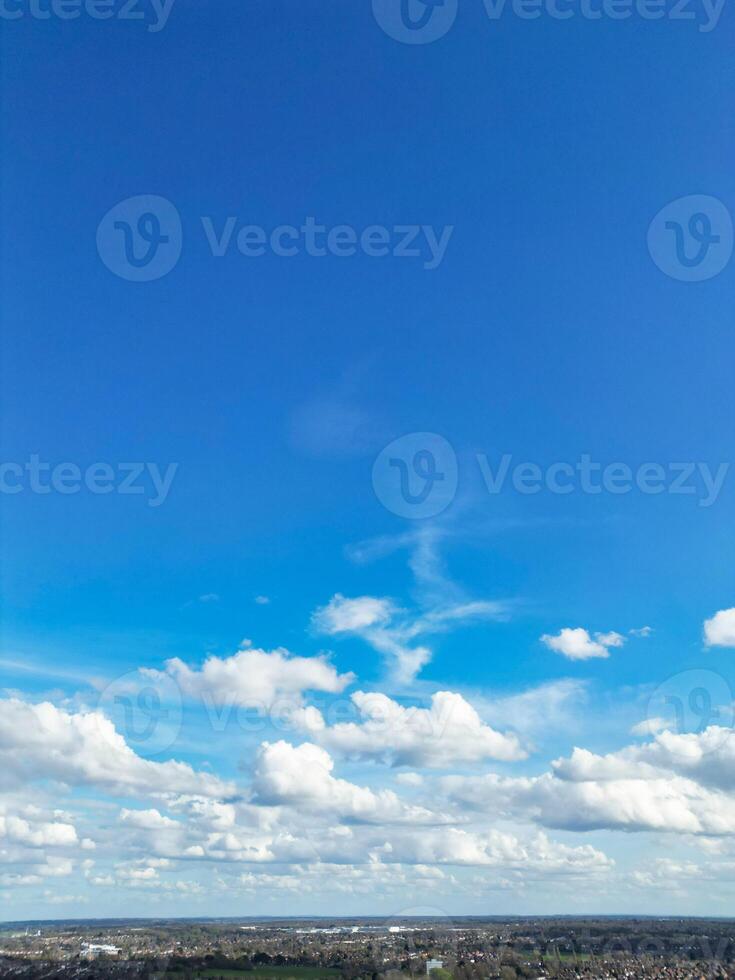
[1,917,733,979]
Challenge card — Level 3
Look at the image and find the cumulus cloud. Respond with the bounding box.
[251,741,441,824]
[445,768,735,836]
[0,856,75,887]
[445,726,735,836]
[294,690,525,767]
[395,772,424,787]
[150,646,354,710]
[237,860,450,898]
[540,628,624,661]
[555,727,735,795]
[0,698,230,799]
[0,810,78,849]
[704,608,735,648]
[315,595,396,634]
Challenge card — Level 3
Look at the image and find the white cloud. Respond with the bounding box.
[555,727,735,795]
[395,772,424,787]
[152,646,354,710]
[629,626,653,638]
[631,716,668,736]
[315,595,395,633]
[595,631,625,648]
[294,690,525,767]
[251,741,441,824]
[445,726,735,836]
[313,594,431,685]
[313,594,507,685]
[0,698,230,799]
[704,607,735,648]
[120,808,180,831]
[117,865,159,882]
[445,769,735,836]
[477,679,588,739]
[0,812,78,849]
[374,827,612,874]
[540,628,624,661]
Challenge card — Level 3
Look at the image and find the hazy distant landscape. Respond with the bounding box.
[2,917,734,979]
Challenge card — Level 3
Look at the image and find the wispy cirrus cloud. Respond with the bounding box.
[312,592,508,685]
[316,526,513,684]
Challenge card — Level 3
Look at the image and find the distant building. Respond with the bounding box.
[81,943,121,959]
[426,958,444,974]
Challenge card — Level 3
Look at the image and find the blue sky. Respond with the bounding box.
[1,0,734,920]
